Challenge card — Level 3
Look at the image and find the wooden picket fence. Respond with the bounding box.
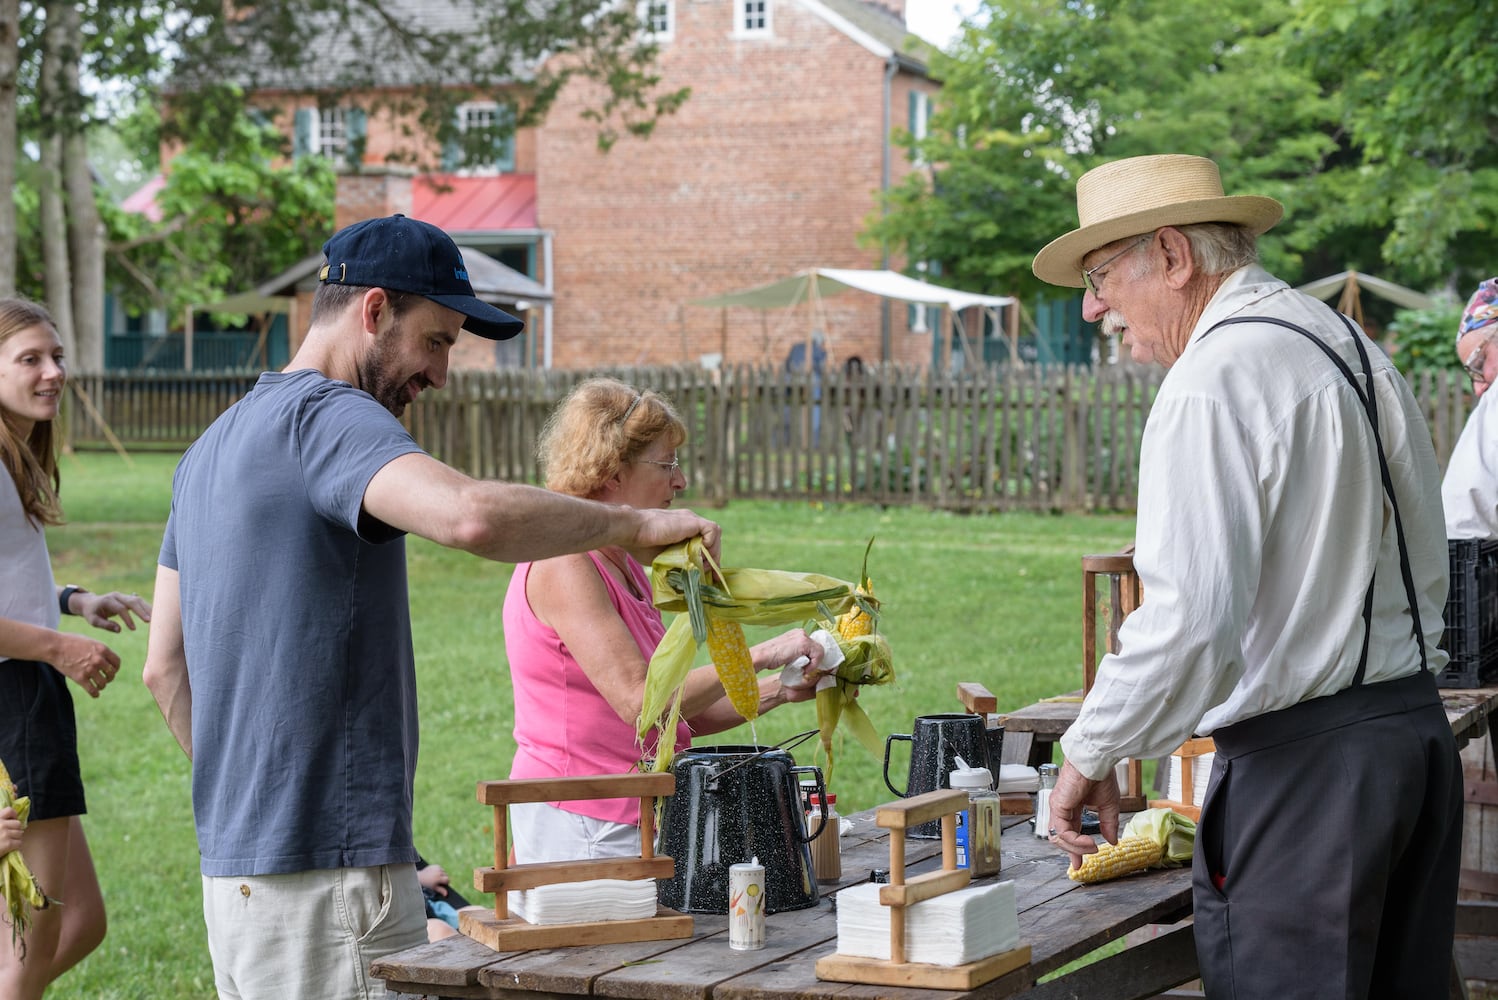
[64,364,1478,514]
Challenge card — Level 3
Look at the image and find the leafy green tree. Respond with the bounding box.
[5,0,687,361]
[103,100,335,321]
[163,0,689,157]
[1284,0,1498,289]
[869,0,1493,304]
[869,0,1338,300]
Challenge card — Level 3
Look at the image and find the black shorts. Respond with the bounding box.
[0,658,86,821]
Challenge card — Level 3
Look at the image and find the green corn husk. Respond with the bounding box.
[811,629,896,785]
[1121,807,1198,865]
[637,538,859,772]
[1,756,48,945]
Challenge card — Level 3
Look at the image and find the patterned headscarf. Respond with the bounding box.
[1460,278,1498,345]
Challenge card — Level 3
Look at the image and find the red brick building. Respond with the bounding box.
[212,0,941,370]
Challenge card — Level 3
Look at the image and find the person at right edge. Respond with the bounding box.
[1031,154,1461,999]
[1442,277,1498,538]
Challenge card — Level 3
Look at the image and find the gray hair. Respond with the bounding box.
[1177,223,1259,276]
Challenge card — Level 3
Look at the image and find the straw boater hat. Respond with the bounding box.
[1032,154,1284,288]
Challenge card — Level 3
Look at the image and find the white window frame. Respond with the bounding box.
[312,107,348,160]
[454,101,514,176]
[735,0,771,37]
[638,0,674,40]
[911,90,932,166]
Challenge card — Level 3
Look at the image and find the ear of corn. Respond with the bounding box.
[637,538,861,772]
[706,616,760,721]
[1067,835,1164,884]
[1,756,48,944]
[835,537,879,639]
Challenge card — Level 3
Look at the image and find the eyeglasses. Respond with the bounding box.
[1464,346,1491,387]
[1082,234,1153,296]
[638,454,682,475]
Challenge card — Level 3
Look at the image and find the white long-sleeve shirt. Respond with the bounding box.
[1442,387,1498,539]
[1060,266,1449,782]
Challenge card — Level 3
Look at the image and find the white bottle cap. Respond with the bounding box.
[947,764,993,790]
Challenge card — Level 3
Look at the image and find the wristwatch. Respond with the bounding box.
[58,585,86,616]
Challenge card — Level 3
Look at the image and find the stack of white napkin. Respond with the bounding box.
[834,880,1020,965]
[995,765,1039,794]
[507,879,659,925]
[1166,752,1214,808]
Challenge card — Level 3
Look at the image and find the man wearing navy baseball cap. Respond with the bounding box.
[318,213,525,343]
[144,215,724,999]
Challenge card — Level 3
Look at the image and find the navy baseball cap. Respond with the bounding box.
[318,214,525,341]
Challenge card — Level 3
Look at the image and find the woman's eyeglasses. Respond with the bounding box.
[1463,340,1491,386]
[638,455,681,475]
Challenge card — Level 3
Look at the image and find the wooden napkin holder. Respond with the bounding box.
[1083,550,1147,811]
[814,788,1031,990]
[459,772,693,952]
[1148,737,1215,821]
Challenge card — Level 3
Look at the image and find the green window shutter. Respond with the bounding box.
[292,108,313,159]
[495,106,515,173]
[908,89,918,134]
[345,107,367,165]
[441,107,462,171]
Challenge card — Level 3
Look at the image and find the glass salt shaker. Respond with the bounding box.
[1035,763,1060,839]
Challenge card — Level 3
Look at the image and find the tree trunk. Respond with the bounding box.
[37,4,73,349]
[0,0,19,296]
[53,1,102,370]
[38,133,73,347]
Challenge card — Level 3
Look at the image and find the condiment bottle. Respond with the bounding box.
[806,792,842,884]
[949,759,1001,877]
[1035,763,1059,839]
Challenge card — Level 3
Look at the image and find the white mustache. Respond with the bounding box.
[1101,311,1128,338]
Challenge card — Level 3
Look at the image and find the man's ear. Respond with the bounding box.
[1157,227,1196,290]
[360,288,391,335]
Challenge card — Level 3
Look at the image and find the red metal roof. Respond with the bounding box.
[412,174,537,233]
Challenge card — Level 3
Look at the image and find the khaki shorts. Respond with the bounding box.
[202,864,426,1000]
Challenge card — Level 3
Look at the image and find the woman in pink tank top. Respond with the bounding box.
[505,378,825,863]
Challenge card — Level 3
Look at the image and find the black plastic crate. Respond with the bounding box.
[1438,538,1498,688]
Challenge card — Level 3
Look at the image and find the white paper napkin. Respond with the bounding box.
[834,880,1020,966]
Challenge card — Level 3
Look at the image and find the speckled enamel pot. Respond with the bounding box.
[656,745,826,915]
[883,713,1004,838]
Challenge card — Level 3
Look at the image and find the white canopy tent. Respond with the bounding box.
[692,268,1017,369]
[1295,270,1439,333]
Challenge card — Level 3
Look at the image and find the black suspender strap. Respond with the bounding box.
[1199,313,1428,683]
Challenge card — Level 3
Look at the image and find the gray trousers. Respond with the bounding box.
[1193,671,1462,1000]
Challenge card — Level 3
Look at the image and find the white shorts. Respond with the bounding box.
[202,864,426,1000]
[509,801,642,863]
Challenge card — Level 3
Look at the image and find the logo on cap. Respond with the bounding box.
[454,267,469,282]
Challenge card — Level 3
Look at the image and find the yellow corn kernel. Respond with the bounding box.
[838,581,877,639]
[707,616,760,721]
[1067,836,1163,884]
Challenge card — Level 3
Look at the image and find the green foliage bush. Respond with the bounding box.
[1386,304,1464,374]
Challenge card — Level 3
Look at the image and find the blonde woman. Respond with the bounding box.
[504,378,824,863]
[0,297,151,998]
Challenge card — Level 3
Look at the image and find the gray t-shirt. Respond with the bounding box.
[161,369,424,876]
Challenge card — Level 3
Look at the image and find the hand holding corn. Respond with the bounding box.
[1067,808,1198,884]
[1,757,48,943]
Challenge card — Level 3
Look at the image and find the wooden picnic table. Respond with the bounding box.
[376,686,1498,1000]
[374,807,1197,1000]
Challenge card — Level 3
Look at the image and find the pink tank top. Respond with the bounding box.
[505,551,690,825]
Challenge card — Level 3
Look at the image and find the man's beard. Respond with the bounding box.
[359,317,425,417]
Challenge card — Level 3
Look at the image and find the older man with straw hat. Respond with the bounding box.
[1034,155,1461,997]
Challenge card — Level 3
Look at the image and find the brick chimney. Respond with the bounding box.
[334,166,416,233]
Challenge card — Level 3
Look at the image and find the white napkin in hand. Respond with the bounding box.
[779,628,843,692]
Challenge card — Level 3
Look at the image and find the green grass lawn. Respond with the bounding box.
[41,450,1135,999]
